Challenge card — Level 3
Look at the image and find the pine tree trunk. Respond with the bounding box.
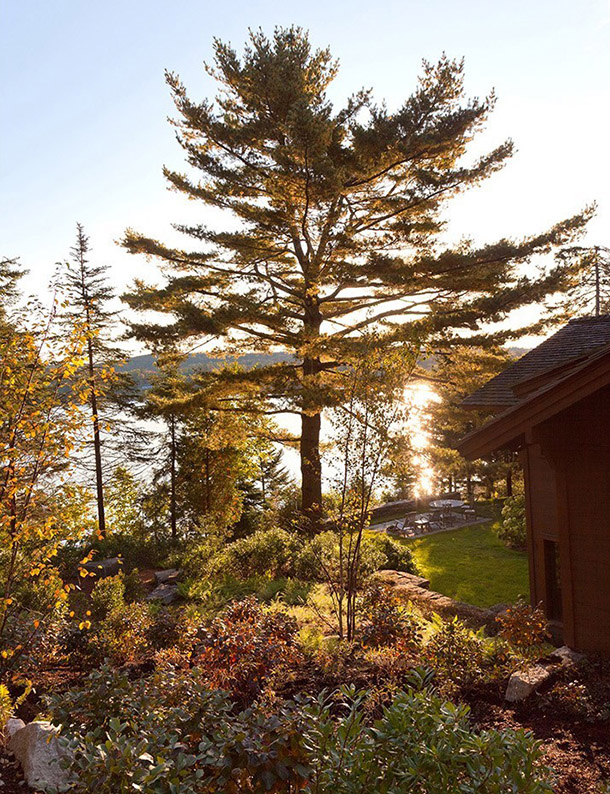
[300,411,322,525]
[170,413,177,539]
[88,339,106,537]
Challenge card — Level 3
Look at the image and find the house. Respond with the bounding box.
[458,316,610,654]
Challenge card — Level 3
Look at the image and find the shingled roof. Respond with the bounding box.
[461,315,610,410]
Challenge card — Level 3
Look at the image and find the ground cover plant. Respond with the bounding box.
[45,664,553,794]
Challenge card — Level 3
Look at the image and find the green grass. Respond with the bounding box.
[399,522,529,608]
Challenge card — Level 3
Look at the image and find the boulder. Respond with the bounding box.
[505,663,555,702]
[549,645,586,666]
[5,717,25,738]
[377,569,495,630]
[378,570,431,590]
[147,583,178,605]
[82,557,121,578]
[8,720,71,792]
[154,568,182,585]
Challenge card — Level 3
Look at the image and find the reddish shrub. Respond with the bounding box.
[496,601,549,657]
[193,597,303,700]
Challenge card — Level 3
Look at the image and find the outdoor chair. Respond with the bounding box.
[427,512,444,531]
[391,512,418,536]
[462,506,477,521]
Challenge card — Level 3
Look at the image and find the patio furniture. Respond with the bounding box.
[386,511,417,536]
[462,507,477,521]
[429,498,465,527]
[429,499,465,510]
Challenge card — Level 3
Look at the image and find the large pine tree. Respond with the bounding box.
[123,27,591,523]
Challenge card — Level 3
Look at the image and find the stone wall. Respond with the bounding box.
[377,570,501,632]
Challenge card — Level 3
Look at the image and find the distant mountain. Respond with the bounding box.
[121,351,292,388]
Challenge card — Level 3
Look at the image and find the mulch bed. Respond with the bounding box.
[462,663,610,793]
[0,750,27,793]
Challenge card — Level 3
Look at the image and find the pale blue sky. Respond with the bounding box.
[2,0,609,301]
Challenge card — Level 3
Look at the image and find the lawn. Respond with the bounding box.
[399,522,530,608]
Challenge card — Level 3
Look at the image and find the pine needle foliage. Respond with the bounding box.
[122,27,592,520]
[60,224,141,534]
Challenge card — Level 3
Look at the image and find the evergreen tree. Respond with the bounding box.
[141,354,188,539]
[0,257,23,330]
[61,223,138,536]
[122,28,591,524]
[426,346,518,498]
[556,244,610,316]
[175,405,261,537]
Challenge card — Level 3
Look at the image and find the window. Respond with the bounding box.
[544,539,562,621]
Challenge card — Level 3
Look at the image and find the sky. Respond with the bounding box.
[2,0,610,314]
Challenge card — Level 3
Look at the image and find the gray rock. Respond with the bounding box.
[5,718,25,738]
[549,645,586,666]
[8,721,71,792]
[505,663,555,702]
[82,557,121,578]
[488,602,512,616]
[154,568,182,585]
[147,583,178,604]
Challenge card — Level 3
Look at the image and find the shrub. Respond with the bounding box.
[296,531,415,585]
[185,573,312,614]
[0,684,12,734]
[212,527,303,579]
[295,531,386,584]
[497,601,549,658]
[497,494,527,550]
[90,574,126,621]
[177,537,225,579]
[48,665,553,793]
[307,677,553,793]
[0,600,69,679]
[359,581,423,649]
[424,616,485,689]
[364,533,418,574]
[89,601,153,665]
[194,597,303,700]
[147,606,199,654]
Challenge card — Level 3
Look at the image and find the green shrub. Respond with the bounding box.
[185,573,312,613]
[48,665,553,793]
[497,494,527,550]
[177,537,225,579]
[295,531,412,584]
[89,601,153,665]
[365,533,418,574]
[212,527,302,579]
[90,574,126,621]
[296,531,386,583]
[424,616,485,689]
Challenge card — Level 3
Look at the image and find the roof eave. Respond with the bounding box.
[457,346,610,460]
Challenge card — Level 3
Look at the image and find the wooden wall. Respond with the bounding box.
[522,443,558,612]
[533,385,610,653]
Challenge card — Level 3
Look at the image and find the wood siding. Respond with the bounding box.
[532,386,610,653]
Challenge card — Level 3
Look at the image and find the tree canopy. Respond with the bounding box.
[123,26,591,522]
